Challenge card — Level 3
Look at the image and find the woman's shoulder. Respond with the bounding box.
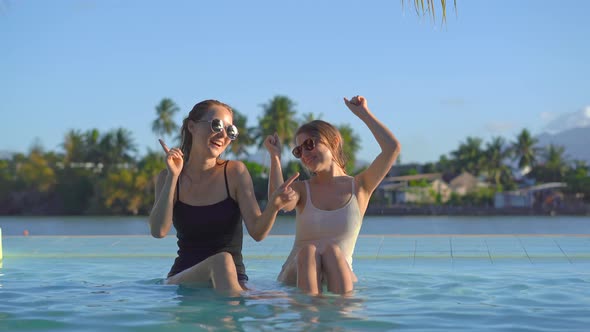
[223,160,250,182]
[224,159,247,173]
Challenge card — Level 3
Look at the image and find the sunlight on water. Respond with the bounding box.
[0,253,589,331]
[0,218,589,331]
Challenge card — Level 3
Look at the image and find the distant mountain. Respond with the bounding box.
[0,150,15,159]
[536,126,590,164]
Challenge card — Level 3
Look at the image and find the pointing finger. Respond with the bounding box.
[282,172,300,188]
[158,139,170,153]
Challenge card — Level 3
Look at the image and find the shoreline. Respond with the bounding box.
[365,205,590,216]
[1,206,589,217]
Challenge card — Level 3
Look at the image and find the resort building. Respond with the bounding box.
[494,182,567,209]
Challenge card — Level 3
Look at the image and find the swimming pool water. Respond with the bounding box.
[1,235,589,331]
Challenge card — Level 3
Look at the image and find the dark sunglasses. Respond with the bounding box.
[292,138,316,159]
[196,118,239,140]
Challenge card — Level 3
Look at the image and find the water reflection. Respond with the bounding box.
[169,282,372,331]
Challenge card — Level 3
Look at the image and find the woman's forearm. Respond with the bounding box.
[267,154,284,199]
[251,202,281,241]
[148,173,177,238]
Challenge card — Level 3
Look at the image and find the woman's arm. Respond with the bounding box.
[264,133,299,212]
[232,161,298,241]
[264,133,284,196]
[148,139,184,238]
[148,170,177,238]
[344,96,401,196]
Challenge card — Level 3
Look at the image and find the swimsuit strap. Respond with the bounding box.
[176,176,180,201]
[177,161,230,201]
[223,160,230,197]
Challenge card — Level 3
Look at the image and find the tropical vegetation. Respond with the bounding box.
[0,96,588,215]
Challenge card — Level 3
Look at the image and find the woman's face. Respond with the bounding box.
[295,132,332,172]
[189,105,234,157]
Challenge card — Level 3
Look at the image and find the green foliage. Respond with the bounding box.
[256,95,299,154]
[228,109,255,159]
[242,160,268,201]
[337,124,360,174]
[0,159,15,202]
[483,136,513,190]
[3,89,589,215]
[445,187,494,207]
[532,144,569,183]
[54,167,95,214]
[400,169,428,187]
[16,149,56,192]
[300,112,322,123]
[450,137,485,176]
[152,98,180,142]
[564,161,590,202]
[102,168,144,215]
[512,128,539,171]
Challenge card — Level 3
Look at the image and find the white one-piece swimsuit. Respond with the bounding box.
[279,178,362,282]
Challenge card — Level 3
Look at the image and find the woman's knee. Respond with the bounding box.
[322,243,343,261]
[211,252,235,269]
[296,244,317,265]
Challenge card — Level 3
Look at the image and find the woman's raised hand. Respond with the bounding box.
[343,95,370,118]
[264,132,282,158]
[159,139,184,177]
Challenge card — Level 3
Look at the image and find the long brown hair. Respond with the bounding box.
[179,99,233,163]
[295,120,347,173]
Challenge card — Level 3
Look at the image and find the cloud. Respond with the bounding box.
[484,121,515,134]
[542,106,590,134]
[540,111,558,122]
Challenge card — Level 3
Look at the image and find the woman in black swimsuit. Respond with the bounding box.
[149,99,298,295]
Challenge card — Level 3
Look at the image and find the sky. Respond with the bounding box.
[1,0,589,165]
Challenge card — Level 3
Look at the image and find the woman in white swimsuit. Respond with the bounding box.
[264,95,401,295]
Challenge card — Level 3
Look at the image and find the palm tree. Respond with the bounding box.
[83,128,102,164]
[450,137,485,176]
[152,98,180,142]
[62,129,86,164]
[228,109,256,159]
[98,128,137,170]
[113,128,138,163]
[300,112,322,124]
[337,124,361,174]
[137,149,166,211]
[511,128,539,173]
[256,95,299,155]
[536,144,569,182]
[484,137,512,189]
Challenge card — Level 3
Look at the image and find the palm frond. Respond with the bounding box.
[402,0,457,24]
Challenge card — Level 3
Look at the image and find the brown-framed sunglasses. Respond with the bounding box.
[292,138,316,159]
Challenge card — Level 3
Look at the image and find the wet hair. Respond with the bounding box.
[179,99,233,163]
[295,120,347,173]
